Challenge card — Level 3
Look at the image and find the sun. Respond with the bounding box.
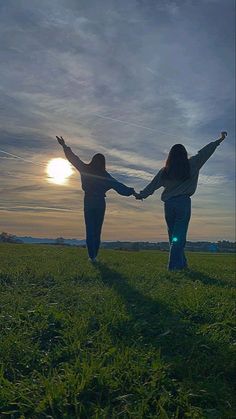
[47,158,73,184]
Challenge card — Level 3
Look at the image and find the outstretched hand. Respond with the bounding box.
[220,131,227,141]
[56,136,66,146]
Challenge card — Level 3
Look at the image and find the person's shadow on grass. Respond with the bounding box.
[184,269,234,288]
[94,262,234,410]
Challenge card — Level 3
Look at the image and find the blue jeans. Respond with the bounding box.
[164,195,191,271]
[84,196,106,259]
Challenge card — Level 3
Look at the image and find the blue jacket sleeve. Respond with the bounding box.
[109,176,134,196]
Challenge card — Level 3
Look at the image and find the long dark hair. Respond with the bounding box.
[162,144,190,181]
[88,153,106,175]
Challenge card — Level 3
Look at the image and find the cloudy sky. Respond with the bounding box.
[0,0,235,241]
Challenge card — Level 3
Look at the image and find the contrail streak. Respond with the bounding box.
[94,113,158,132]
[0,149,44,166]
[0,205,75,212]
[93,113,177,138]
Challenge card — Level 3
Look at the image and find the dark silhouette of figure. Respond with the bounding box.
[56,136,136,262]
[135,132,228,271]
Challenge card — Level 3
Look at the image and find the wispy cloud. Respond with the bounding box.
[198,174,228,185]
[0,205,75,213]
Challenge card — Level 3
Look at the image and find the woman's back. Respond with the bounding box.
[80,165,112,197]
[140,137,225,202]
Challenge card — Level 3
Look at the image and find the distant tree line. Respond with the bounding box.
[0,232,23,244]
[1,232,235,252]
[55,237,65,245]
[0,233,68,246]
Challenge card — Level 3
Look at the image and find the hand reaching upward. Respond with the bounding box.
[56,136,66,147]
[220,131,227,141]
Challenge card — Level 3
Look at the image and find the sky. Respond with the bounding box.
[0,0,235,242]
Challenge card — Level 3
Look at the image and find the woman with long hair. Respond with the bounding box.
[56,136,136,262]
[136,132,228,271]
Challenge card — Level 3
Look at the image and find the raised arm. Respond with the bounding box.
[139,168,164,199]
[56,136,85,171]
[189,131,227,172]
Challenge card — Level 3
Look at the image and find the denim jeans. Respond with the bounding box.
[164,195,191,271]
[84,196,106,259]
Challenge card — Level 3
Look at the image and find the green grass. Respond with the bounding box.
[0,244,235,418]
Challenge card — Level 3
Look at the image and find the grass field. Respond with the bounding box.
[0,244,235,418]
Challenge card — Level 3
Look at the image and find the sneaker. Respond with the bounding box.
[88,257,97,263]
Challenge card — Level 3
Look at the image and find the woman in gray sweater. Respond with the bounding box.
[136,132,228,271]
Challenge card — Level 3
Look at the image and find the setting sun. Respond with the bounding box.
[47,158,73,184]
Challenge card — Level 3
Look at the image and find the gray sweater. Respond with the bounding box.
[140,139,224,202]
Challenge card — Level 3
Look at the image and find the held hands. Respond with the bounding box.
[56,136,66,147]
[133,191,143,200]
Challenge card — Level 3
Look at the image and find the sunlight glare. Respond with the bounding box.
[47,158,73,185]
